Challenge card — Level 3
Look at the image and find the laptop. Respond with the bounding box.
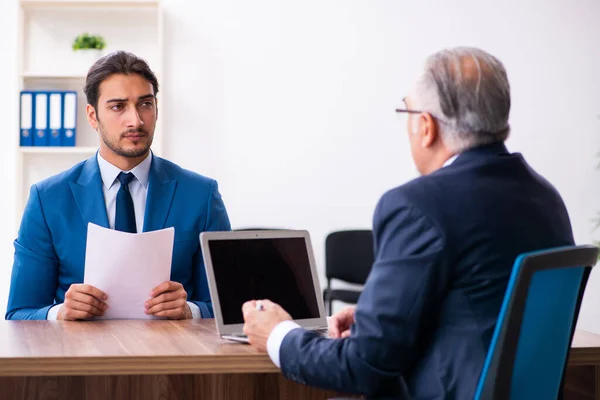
[200,230,329,343]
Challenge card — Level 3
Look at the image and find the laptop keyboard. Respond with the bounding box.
[224,327,329,340]
[313,327,329,336]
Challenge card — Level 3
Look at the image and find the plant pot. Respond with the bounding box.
[72,49,103,75]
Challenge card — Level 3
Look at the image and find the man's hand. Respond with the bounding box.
[328,306,356,339]
[57,284,108,321]
[145,281,192,320]
[242,299,292,351]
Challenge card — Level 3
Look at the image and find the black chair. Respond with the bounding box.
[323,230,374,315]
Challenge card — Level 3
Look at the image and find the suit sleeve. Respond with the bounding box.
[189,179,231,318]
[5,185,59,320]
[279,192,448,396]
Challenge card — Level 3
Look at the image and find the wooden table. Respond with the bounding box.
[0,319,598,400]
[565,330,600,400]
[0,319,351,400]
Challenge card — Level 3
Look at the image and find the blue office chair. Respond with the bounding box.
[474,245,599,400]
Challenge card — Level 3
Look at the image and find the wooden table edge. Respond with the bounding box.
[0,354,280,376]
[568,348,600,367]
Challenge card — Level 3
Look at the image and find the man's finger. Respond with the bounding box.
[147,299,186,315]
[63,303,98,320]
[145,291,180,309]
[75,284,108,301]
[253,299,281,314]
[70,292,107,311]
[153,309,185,319]
[259,299,279,310]
[66,296,105,316]
[242,300,257,316]
[150,281,179,297]
[64,309,95,321]
[149,282,169,297]
[341,329,351,338]
[70,299,105,316]
[70,298,105,315]
[329,320,341,338]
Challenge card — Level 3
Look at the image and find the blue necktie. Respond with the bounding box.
[115,172,137,233]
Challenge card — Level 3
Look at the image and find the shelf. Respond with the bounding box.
[20,146,98,155]
[20,0,159,8]
[21,72,87,79]
[17,0,163,217]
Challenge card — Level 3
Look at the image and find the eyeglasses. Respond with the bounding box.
[395,107,423,114]
[395,97,423,115]
[395,97,448,125]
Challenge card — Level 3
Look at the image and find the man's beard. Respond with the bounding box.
[98,121,153,158]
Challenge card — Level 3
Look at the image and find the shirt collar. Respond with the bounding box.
[97,151,152,190]
[443,154,458,168]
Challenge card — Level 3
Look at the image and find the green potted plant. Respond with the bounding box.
[71,33,106,72]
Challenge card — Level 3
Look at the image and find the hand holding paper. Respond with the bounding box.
[57,284,108,320]
[83,223,174,319]
[145,281,192,320]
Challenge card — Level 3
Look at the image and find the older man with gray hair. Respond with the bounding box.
[242,47,574,399]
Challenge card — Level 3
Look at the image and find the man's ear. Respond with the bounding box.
[419,112,438,148]
[86,104,99,130]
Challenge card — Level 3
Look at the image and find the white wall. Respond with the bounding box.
[1,0,599,328]
[160,0,600,324]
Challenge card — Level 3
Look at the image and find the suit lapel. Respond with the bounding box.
[143,155,177,232]
[69,156,110,229]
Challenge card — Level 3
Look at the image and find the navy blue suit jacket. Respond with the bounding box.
[6,154,231,320]
[279,142,574,399]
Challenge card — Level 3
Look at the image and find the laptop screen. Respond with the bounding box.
[208,237,320,324]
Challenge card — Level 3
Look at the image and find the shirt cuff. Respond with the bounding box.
[47,304,62,320]
[266,320,301,368]
[187,301,201,319]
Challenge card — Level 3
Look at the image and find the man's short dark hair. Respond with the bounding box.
[84,51,159,109]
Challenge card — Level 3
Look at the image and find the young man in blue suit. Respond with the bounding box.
[242,48,575,398]
[6,51,230,321]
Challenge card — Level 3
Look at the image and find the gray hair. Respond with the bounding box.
[410,47,511,153]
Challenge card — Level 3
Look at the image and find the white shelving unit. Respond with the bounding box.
[21,72,88,79]
[20,0,160,6]
[19,146,99,154]
[16,0,163,217]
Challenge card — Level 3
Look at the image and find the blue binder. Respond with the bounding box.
[33,92,50,146]
[19,91,34,146]
[62,91,77,146]
[48,92,63,147]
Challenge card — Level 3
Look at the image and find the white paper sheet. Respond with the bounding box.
[83,223,174,319]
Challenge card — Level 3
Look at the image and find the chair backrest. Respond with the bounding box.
[325,230,374,284]
[474,245,599,400]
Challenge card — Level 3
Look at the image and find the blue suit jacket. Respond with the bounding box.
[6,154,230,320]
[279,142,574,399]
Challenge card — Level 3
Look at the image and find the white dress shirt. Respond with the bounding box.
[47,152,201,320]
[265,153,460,368]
